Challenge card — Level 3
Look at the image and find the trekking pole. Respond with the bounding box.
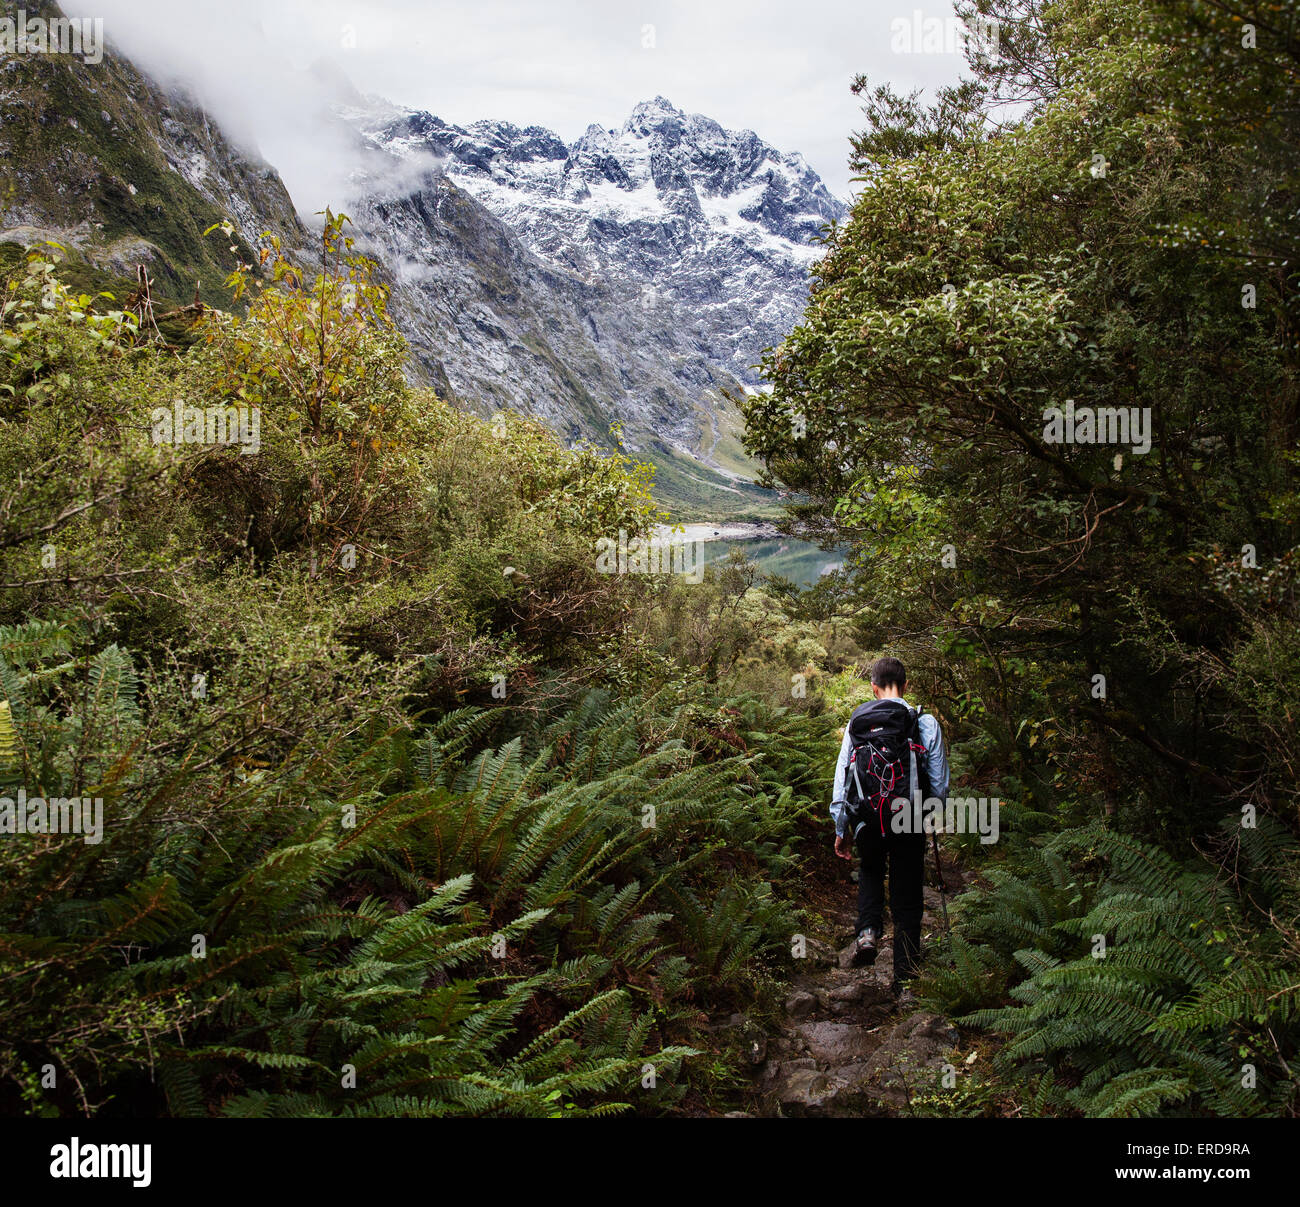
[930,830,952,946]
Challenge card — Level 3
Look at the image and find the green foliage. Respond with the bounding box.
[0,657,810,1114]
[0,226,825,1117]
[744,0,1299,847]
[920,824,1298,1116]
[7,0,1298,1121]
[740,0,1300,1117]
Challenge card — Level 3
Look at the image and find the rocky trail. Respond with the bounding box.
[714,843,971,1117]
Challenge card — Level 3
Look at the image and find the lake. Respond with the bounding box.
[658,523,846,588]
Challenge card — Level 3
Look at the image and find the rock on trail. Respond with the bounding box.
[745,866,968,1117]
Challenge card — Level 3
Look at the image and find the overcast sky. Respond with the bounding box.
[73,0,972,210]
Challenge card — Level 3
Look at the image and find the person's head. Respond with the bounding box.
[869,656,907,699]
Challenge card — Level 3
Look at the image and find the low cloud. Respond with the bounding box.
[68,0,970,210]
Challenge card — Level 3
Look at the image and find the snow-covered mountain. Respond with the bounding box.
[0,10,844,508]
[342,96,847,393]
[334,125,757,489]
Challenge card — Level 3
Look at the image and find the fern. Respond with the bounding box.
[933,821,1299,1117]
[2,679,814,1117]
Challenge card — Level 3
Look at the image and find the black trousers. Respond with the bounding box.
[855,821,926,982]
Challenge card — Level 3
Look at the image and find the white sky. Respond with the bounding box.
[72,0,973,210]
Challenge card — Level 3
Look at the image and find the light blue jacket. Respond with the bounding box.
[830,698,949,837]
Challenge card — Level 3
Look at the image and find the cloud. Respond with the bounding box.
[68,0,972,209]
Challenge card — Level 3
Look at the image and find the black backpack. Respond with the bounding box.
[844,699,931,838]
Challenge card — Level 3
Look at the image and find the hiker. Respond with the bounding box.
[831,656,949,998]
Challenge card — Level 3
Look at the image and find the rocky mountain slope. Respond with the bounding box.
[329,91,846,507]
[0,4,844,513]
[0,0,307,306]
[336,122,758,497]
[344,95,847,394]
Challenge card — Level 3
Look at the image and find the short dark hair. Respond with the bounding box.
[870,656,907,690]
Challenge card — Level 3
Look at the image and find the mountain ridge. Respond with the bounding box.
[340,92,847,391]
[0,8,841,514]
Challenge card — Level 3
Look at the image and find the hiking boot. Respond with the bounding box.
[850,929,878,967]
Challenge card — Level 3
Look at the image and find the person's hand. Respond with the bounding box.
[834,833,853,860]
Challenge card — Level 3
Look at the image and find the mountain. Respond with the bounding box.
[335,124,759,499]
[342,94,847,394]
[0,0,307,307]
[330,93,846,509]
[0,5,843,514]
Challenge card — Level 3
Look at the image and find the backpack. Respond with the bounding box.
[844,699,931,838]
